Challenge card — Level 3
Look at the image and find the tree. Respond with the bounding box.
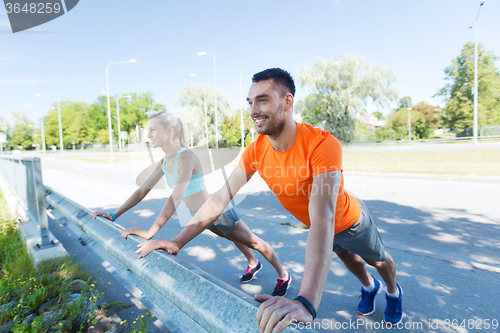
[436,42,500,129]
[87,92,166,144]
[412,101,440,131]
[9,110,35,149]
[176,83,232,144]
[10,123,35,149]
[372,111,385,120]
[387,108,428,140]
[43,107,62,148]
[119,92,166,135]
[296,56,398,143]
[398,96,413,110]
[374,127,396,142]
[219,109,254,146]
[64,102,90,147]
[42,102,90,148]
[0,114,10,134]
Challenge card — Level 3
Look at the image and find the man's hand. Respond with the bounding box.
[135,239,180,259]
[91,211,113,221]
[255,294,313,333]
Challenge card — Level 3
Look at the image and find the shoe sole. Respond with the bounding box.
[241,264,262,283]
[357,279,382,316]
[272,274,292,297]
[383,285,403,326]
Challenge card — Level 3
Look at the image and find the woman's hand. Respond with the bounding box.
[121,227,142,240]
[92,211,114,221]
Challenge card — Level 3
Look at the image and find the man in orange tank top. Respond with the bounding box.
[143,68,403,332]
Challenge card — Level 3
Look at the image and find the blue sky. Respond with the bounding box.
[1,0,499,124]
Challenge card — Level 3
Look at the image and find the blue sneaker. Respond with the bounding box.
[357,276,382,316]
[384,284,403,325]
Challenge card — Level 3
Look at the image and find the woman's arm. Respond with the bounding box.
[92,160,163,222]
[135,162,253,259]
[123,150,196,240]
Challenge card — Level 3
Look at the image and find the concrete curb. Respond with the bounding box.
[45,187,315,333]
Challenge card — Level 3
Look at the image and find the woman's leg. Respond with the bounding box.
[208,227,258,266]
[227,220,287,279]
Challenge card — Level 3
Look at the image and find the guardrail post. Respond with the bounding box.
[30,158,51,248]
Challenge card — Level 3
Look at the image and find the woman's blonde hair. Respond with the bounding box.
[149,111,188,147]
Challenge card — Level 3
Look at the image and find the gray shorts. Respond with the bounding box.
[333,197,386,261]
[188,207,241,235]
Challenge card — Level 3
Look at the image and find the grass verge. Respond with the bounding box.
[60,147,500,176]
[343,149,500,176]
[0,190,102,332]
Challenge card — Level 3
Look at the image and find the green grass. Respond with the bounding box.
[0,190,102,332]
[59,147,500,176]
[343,149,500,176]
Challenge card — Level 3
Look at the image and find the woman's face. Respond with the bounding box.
[147,118,170,148]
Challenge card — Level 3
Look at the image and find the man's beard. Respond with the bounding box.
[256,103,286,140]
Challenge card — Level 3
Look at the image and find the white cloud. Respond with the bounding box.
[0,55,28,61]
[0,78,45,85]
[0,78,68,85]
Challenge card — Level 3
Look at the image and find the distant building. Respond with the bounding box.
[355,114,387,134]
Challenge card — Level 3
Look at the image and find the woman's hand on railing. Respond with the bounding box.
[91,211,114,221]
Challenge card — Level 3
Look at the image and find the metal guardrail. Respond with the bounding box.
[0,156,51,248]
[46,187,310,333]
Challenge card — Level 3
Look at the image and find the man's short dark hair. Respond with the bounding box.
[252,68,295,97]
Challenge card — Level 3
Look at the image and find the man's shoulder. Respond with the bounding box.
[246,134,271,152]
[297,122,340,151]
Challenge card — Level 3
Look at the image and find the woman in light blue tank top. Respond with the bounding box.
[92,112,289,295]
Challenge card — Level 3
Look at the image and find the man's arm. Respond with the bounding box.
[135,166,252,257]
[255,170,341,333]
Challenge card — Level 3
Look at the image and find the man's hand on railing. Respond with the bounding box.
[136,239,180,258]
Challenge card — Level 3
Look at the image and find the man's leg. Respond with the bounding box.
[364,252,397,294]
[335,250,371,287]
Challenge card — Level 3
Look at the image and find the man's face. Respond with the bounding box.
[246,79,287,138]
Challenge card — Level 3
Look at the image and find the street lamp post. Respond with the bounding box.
[190,74,209,149]
[116,95,131,157]
[106,59,137,163]
[470,0,486,145]
[40,117,46,154]
[239,74,251,150]
[408,107,412,142]
[197,52,218,149]
[36,94,63,155]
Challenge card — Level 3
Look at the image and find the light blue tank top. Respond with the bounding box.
[162,148,206,196]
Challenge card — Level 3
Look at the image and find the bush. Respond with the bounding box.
[374,127,396,142]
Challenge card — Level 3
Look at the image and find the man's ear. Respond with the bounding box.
[284,93,294,111]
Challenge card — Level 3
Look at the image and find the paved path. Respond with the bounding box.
[41,155,500,332]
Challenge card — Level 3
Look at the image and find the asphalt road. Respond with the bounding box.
[40,154,500,332]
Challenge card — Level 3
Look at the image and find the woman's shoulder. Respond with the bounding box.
[178,148,199,168]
